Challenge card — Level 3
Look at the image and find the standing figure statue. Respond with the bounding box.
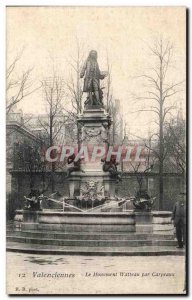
[80,50,108,106]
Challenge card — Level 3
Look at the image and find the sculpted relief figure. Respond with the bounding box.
[80,50,108,106]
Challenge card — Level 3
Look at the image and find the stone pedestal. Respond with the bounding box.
[134,211,174,234]
[68,105,113,202]
[68,171,116,199]
[23,210,39,223]
[68,173,81,198]
[77,106,111,171]
[152,211,173,234]
[14,209,23,223]
[135,212,153,233]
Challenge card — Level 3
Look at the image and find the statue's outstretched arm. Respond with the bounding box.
[99,74,105,80]
[99,70,108,80]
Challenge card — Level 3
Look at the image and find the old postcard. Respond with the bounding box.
[6,6,187,295]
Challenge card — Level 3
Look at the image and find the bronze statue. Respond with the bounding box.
[80,50,108,106]
[24,188,43,211]
[133,190,155,212]
[66,153,85,177]
[101,155,122,182]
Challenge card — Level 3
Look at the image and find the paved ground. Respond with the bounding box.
[6,252,186,295]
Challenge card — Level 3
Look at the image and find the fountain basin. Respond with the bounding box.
[15,209,136,232]
[38,211,135,225]
[14,209,173,234]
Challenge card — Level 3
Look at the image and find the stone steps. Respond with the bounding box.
[6,230,174,241]
[6,216,178,255]
[20,223,136,232]
[6,242,184,256]
[7,235,177,247]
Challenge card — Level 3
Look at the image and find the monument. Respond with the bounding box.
[68,49,120,208]
[11,50,174,252]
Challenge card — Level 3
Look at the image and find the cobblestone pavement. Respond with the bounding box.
[6,252,186,294]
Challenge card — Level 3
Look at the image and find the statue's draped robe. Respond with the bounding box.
[81,59,104,92]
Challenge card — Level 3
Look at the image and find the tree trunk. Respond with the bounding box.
[159,159,164,210]
[50,114,55,193]
[51,162,55,193]
[159,60,164,210]
[159,105,164,209]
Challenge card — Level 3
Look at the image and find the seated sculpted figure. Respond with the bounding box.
[66,153,85,178]
[24,188,43,211]
[101,155,122,182]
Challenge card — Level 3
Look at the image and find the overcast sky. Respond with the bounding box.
[6,7,186,138]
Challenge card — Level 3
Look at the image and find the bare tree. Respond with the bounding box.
[102,51,113,112]
[6,48,40,114]
[132,37,184,209]
[39,74,67,192]
[130,162,154,196]
[63,38,86,148]
[108,99,123,145]
[65,38,85,114]
[130,162,144,193]
[128,142,155,195]
[164,118,186,174]
[13,140,45,189]
[102,52,123,146]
